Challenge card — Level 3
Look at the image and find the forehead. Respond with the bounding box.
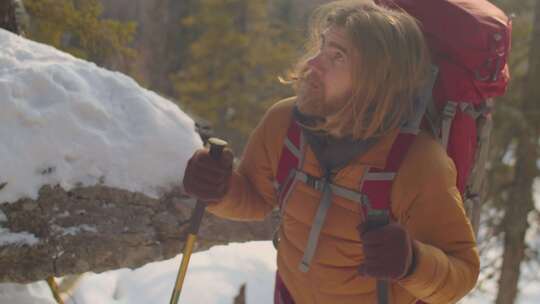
[321,26,354,53]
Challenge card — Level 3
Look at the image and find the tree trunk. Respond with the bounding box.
[495,2,540,304]
[0,0,19,34]
[0,185,274,284]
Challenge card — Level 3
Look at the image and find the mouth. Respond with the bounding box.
[304,76,322,90]
[301,70,322,90]
[309,80,321,89]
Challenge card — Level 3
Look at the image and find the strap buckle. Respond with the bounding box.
[361,195,390,231]
[305,174,326,192]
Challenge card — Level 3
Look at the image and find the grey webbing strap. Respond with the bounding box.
[279,169,298,216]
[273,131,307,249]
[460,102,491,121]
[299,181,333,272]
[441,101,458,149]
[284,138,302,158]
[277,131,307,213]
[294,171,364,203]
[294,171,325,191]
[441,101,487,150]
[329,184,364,203]
[273,170,299,249]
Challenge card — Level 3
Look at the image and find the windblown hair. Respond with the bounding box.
[287,0,431,140]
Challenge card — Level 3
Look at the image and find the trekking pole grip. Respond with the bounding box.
[188,137,228,234]
[208,137,227,160]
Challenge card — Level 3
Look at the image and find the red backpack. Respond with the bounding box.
[272,1,511,304]
[375,0,512,235]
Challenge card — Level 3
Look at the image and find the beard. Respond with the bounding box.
[296,78,349,119]
[296,75,328,118]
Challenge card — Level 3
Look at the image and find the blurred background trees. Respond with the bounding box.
[23,0,138,77]
[475,1,540,303]
[170,0,299,151]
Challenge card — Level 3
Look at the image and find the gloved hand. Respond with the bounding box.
[182,148,234,202]
[357,222,417,281]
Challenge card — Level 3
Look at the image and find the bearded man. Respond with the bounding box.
[182,1,480,303]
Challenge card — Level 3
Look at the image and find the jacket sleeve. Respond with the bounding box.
[395,139,480,303]
[206,101,290,221]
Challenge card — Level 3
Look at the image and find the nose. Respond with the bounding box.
[306,52,326,76]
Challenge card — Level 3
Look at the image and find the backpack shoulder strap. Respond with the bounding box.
[360,131,417,225]
[272,118,305,249]
[360,131,417,304]
[275,119,305,206]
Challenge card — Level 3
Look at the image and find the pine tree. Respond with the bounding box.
[172,0,301,151]
[23,0,137,74]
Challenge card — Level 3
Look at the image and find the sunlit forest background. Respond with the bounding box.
[2,0,539,303]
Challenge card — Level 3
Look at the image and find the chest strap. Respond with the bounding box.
[294,171,364,203]
[298,175,333,272]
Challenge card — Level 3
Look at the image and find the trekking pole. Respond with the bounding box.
[169,137,228,304]
[46,276,64,304]
[361,199,390,304]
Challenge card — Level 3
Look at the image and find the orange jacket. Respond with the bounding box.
[207,97,479,304]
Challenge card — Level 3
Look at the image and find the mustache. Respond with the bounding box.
[299,70,322,89]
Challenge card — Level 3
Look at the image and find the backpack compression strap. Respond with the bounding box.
[360,130,417,304]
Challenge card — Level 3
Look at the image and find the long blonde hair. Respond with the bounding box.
[287,0,431,140]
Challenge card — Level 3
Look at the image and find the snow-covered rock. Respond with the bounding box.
[0,28,202,206]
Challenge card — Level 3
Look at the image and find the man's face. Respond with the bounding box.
[297,26,354,117]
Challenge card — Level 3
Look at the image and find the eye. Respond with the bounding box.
[331,51,345,63]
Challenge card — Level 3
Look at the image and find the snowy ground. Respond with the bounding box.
[0,28,539,304]
[0,241,277,304]
[0,240,538,304]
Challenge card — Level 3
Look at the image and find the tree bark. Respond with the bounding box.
[0,185,275,284]
[0,0,20,34]
[495,2,540,304]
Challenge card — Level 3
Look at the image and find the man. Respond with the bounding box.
[183,1,479,303]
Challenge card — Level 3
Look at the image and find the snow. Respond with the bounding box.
[0,28,539,304]
[0,240,537,304]
[0,241,278,304]
[0,227,39,246]
[0,28,203,205]
[52,224,98,236]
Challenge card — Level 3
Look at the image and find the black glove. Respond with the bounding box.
[357,222,417,280]
[182,148,234,202]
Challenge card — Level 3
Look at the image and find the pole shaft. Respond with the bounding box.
[47,276,65,304]
[170,234,197,304]
[169,137,228,304]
